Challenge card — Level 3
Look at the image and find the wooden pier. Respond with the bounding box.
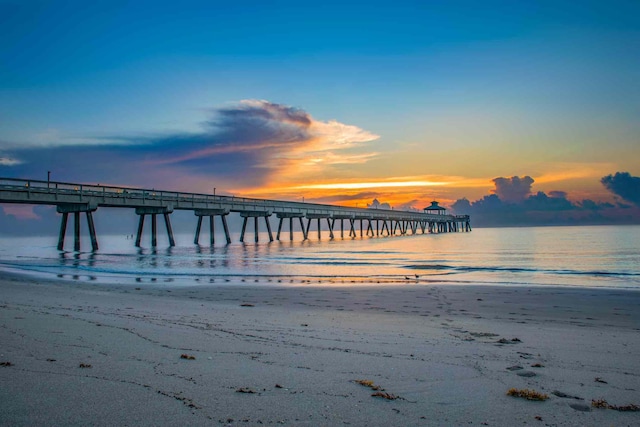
[0,177,471,251]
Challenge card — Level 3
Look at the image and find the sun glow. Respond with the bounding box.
[293,180,451,190]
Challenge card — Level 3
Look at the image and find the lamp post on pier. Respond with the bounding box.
[47,171,51,189]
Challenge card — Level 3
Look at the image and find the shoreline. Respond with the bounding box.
[1,272,639,426]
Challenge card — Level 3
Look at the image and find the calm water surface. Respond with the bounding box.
[0,225,638,289]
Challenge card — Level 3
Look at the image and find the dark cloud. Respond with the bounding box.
[452,175,640,226]
[0,100,377,191]
[492,176,534,202]
[601,172,640,206]
[548,190,567,199]
[579,199,614,210]
[522,191,574,211]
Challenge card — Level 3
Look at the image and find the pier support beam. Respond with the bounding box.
[56,203,99,252]
[305,213,331,240]
[275,212,305,241]
[194,209,231,245]
[353,216,373,238]
[239,211,273,243]
[331,214,354,240]
[135,206,175,248]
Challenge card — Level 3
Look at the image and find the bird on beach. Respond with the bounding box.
[415,274,420,278]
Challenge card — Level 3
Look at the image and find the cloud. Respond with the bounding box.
[368,198,391,210]
[491,176,534,202]
[451,174,640,226]
[306,192,380,204]
[0,156,21,166]
[601,172,640,206]
[548,190,567,199]
[395,200,421,212]
[0,100,379,192]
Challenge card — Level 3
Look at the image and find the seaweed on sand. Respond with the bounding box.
[354,379,381,391]
[507,388,549,401]
[592,399,640,411]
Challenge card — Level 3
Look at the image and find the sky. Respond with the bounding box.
[1,0,639,228]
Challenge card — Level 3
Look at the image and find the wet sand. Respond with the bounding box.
[1,273,639,426]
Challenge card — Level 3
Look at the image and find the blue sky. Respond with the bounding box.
[1,0,639,225]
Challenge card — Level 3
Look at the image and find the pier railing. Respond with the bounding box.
[1,177,467,221]
[1,177,471,250]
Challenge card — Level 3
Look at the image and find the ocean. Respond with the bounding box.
[0,225,639,290]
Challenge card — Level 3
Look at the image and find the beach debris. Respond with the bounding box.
[236,387,256,394]
[591,399,640,411]
[46,358,56,362]
[275,384,284,389]
[517,371,537,378]
[240,303,255,307]
[180,354,196,360]
[551,390,583,400]
[354,380,408,402]
[354,379,381,391]
[0,361,14,367]
[534,415,543,421]
[506,365,523,371]
[79,363,92,368]
[531,363,544,368]
[506,388,549,401]
[372,391,399,400]
[594,377,608,384]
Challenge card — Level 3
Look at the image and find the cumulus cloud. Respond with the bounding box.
[395,200,421,212]
[368,198,391,210]
[0,100,379,191]
[451,174,640,226]
[601,172,640,206]
[491,176,534,202]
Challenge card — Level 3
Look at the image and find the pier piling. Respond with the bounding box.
[56,203,99,252]
[135,206,174,248]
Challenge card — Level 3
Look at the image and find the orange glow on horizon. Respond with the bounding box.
[292,180,450,190]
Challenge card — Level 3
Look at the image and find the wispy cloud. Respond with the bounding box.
[0,156,21,166]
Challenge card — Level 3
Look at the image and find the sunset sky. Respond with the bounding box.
[1,1,639,224]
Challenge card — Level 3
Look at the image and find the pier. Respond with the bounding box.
[0,178,471,251]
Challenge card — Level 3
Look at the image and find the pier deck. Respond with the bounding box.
[0,177,471,250]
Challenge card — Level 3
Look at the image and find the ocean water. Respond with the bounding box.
[0,225,638,289]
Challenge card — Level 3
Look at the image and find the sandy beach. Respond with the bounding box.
[1,274,639,426]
